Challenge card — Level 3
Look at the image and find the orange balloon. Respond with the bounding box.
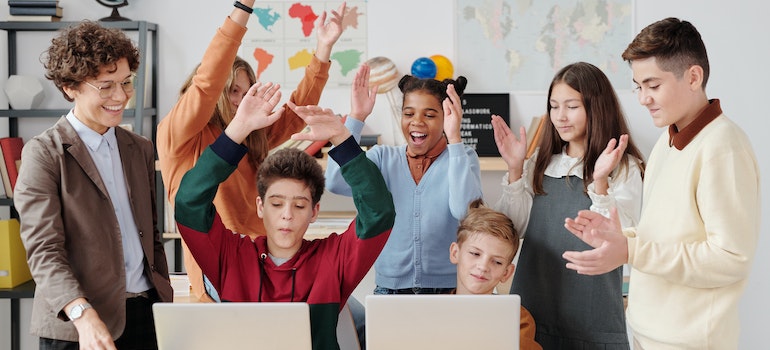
[430,55,454,81]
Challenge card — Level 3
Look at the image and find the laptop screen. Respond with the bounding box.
[365,294,520,350]
[153,302,312,350]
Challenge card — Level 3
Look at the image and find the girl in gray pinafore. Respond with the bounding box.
[491,62,645,349]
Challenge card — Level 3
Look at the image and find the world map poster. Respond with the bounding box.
[456,0,633,92]
[242,1,367,87]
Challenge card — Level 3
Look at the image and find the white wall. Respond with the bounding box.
[1,1,768,349]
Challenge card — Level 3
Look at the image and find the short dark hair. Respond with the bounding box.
[43,20,140,102]
[622,17,710,88]
[456,199,520,263]
[257,148,325,205]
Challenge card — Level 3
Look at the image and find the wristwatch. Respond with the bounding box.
[68,302,93,321]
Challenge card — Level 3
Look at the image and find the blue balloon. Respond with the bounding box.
[411,57,437,79]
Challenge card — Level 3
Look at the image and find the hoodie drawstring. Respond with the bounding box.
[290,268,297,302]
[258,253,267,302]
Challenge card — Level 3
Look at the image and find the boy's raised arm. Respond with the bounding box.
[288,102,395,238]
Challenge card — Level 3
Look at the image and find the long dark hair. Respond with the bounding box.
[532,62,645,194]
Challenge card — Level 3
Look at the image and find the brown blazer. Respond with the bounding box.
[15,116,173,341]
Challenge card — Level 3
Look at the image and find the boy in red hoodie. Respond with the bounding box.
[174,81,395,350]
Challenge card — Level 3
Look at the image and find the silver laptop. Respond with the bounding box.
[153,302,312,350]
[365,294,520,350]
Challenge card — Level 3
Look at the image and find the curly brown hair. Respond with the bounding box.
[43,20,140,102]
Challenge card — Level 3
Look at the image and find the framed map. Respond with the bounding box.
[456,0,634,92]
[242,1,367,87]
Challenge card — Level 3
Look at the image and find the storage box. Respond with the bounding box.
[0,219,32,288]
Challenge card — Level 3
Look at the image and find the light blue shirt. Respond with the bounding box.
[326,117,483,289]
[66,112,152,293]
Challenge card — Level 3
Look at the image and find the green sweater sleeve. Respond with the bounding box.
[174,134,244,232]
[333,137,395,239]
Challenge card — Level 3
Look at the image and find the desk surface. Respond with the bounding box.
[0,280,35,298]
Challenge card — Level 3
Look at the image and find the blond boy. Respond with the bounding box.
[450,199,542,350]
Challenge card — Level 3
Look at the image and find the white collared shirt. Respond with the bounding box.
[66,112,152,293]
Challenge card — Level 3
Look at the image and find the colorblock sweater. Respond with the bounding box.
[175,134,395,350]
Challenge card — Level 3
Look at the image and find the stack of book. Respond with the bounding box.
[0,137,24,199]
[7,0,62,22]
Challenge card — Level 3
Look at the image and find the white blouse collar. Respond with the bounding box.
[543,147,584,179]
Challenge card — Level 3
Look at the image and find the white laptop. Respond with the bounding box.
[153,302,312,350]
[365,294,520,350]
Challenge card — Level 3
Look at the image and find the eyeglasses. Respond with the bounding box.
[82,74,136,99]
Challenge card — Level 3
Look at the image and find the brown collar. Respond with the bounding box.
[668,99,722,150]
[406,136,448,184]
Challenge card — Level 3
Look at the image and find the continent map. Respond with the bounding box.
[243,1,367,87]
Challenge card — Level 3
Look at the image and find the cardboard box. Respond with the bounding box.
[0,219,32,288]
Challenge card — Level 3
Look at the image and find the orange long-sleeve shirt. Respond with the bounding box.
[521,306,543,350]
[157,17,330,237]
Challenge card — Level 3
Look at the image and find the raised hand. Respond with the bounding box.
[491,114,527,181]
[562,208,628,275]
[442,84,463,144]
[314,2,346,62]
[349,64,377,121]
[225,82,284,144]
[287,101,351,146]
[593,134,629,180]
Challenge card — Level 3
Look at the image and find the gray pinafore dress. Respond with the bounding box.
[510,175,629,349]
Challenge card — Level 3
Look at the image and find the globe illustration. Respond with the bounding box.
[366,56,400,94]
[411,57,437,79]
[430,55,454,81]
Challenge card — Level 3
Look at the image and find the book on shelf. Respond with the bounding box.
[0,164,6,199]
[304,140,330,158]
[9,5,62,16]
[7,0,60,7]
[269,125,315,155]
[0,154,12,199]
[7,14,61,21]
[0,137,24,193]
[164,197,178,235]
[526,115,546,159]
[359,134,380,148]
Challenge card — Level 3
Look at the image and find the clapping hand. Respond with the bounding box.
[287,102,352,146]
[593,134,629,182]
[492,114,527,181]
[443,84,463,144]
[562,208,628,275]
